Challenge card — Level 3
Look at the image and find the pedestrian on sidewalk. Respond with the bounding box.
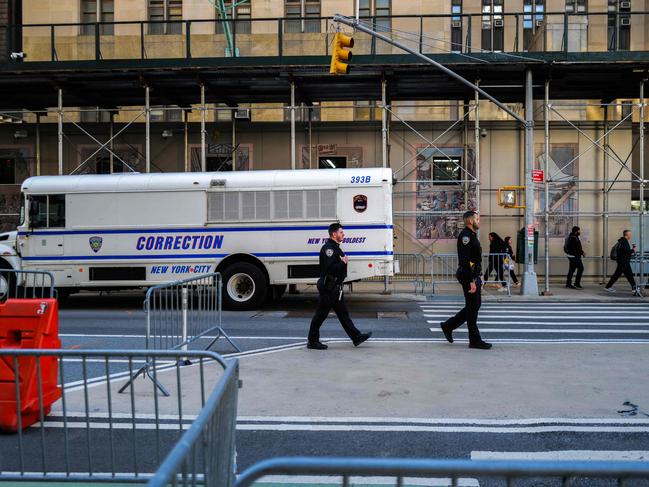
[564,226,585,289]
[483,232,507,291]
[605,229,641,296]
[504,236,519,286]
[307,223,372,350]
[439,211,492,350]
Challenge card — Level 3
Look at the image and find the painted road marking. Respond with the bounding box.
[471,450,649,461]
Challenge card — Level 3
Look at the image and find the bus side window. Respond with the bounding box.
[29,195,48,228]
[48,195,66,227]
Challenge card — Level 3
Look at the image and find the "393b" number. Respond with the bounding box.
[351,175,371,184]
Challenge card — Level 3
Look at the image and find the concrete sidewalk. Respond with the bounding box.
[53,340,649,421]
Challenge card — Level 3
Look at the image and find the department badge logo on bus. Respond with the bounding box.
[353,194,368,213]
[89,236,103,253]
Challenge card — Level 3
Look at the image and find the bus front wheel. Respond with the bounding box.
[222,262,267,311]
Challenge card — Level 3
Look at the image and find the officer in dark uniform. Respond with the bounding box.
[439,211,492,350]
[307,223,372,350]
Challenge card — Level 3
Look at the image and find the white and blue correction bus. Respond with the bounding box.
[0,168,395,309]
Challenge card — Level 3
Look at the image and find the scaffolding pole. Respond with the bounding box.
[640,80,646,291]
[145,85,151,173]
[543,79,550,294]
[57,88,63,175]
[201,84,206,172]
[474,83,480,216]
[109,111,114,174]
[232,113,237,171]
[291,81,296,170]
[36,113,41,177]
[522,68,539,296]
[184,109,189,172]
[382,78,388,168]
[603,106,609,284]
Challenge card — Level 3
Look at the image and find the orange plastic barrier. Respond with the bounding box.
[0,299,61,432]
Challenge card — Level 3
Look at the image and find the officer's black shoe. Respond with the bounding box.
[469,341,492,350]
[566,284,577,289]
[307,341,328,350]
[574,284,583,289]
[440,322,453,343]
[353,332,372,347]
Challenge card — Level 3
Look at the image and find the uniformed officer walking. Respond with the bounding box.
[307,223,372,350]
[439,211,492,350]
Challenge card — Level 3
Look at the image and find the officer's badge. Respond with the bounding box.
[325,248,334,257]
[462,236,470,245]
[89,236,103,253]
[353,194,368,213]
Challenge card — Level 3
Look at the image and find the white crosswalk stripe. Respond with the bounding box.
[423,301,649,342]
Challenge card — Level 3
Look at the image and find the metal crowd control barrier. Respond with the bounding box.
[120,273,240,396]
[430,253,512,296]
[0,349,238,487]
[235,456,649,487]
[362,254,428,293]
[429,253,458,295]
[0,268,56,302]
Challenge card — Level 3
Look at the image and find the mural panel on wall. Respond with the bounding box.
[535,143,579,238]
[413,146,476,241]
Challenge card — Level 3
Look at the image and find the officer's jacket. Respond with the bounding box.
[457,227,482,285]
[318,238,347,290]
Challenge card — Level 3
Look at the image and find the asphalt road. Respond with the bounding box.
[2,292,649,486]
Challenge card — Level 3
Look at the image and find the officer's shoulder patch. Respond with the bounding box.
[325,248,334,257]
[462,236,470,245]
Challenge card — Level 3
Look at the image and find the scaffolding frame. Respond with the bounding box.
[1,80,646,295]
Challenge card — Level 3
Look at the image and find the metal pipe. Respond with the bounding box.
[603,106,609,284]
[474,83,480,216]
[333,14,528,125]
[201,84,206,172]
[57,88,63,175]
[145,85,151,173]
[640,80,646,291]
[291,81,296,170]
[308,107,313,169]
[232,112,236,171]
[184,110,189,172]
[36,113,41,176]
[382,78,388,168]
[522,68,539,295]
[543,79,550,294]
[109,111,114,174]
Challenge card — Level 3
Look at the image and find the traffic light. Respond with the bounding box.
[330,32,354,75]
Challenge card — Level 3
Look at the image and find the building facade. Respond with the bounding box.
[1,0,648,284]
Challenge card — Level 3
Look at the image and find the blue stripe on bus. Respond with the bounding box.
[21,251,393,261]
[17,224,393,236]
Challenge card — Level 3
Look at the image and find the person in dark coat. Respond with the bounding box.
[605,229,640,295]
[306,223,372,350]
[565,226,585,289]
[483,232,507,290]
[439,211,492,350]
[504,236,519,286]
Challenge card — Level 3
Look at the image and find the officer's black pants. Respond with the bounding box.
[605,262,636,290]
[566,256,584,286]
[308,292,361,343]
[442,281,483,344]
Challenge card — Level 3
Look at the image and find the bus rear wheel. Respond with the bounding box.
[222,262,267,311]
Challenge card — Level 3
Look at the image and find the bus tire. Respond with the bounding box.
[222,262,267,311]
